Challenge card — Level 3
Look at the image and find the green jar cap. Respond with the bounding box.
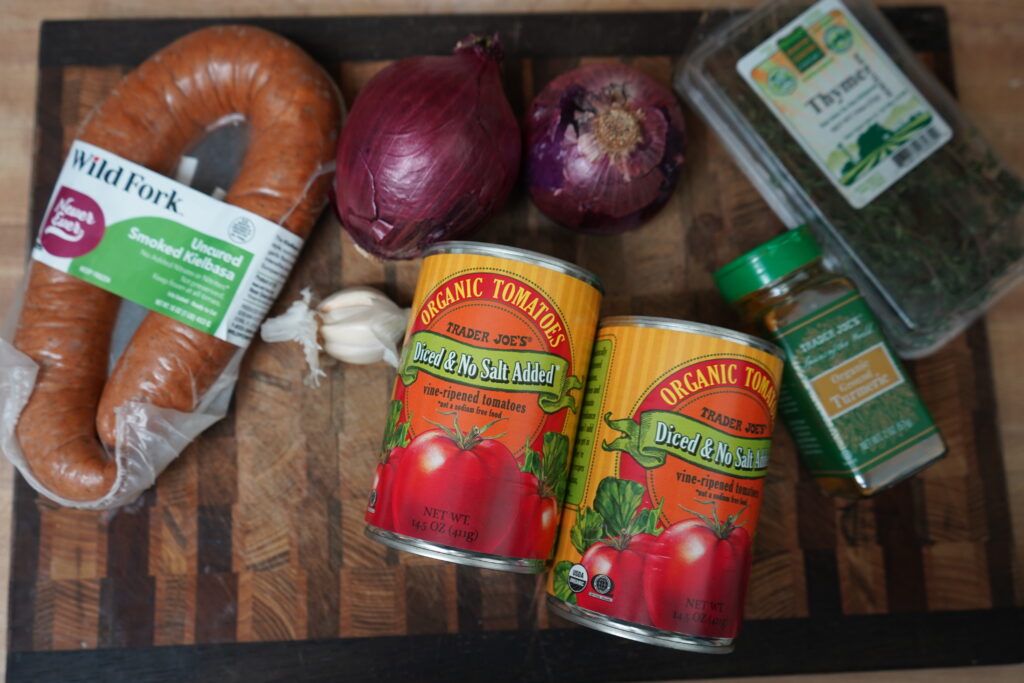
[714,225,822,304]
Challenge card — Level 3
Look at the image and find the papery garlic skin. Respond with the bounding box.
[260,287,326,386]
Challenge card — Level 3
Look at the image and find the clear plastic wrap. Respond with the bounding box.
[0,336,243,510]
[1,25,344,509]
[677,0,1024,358]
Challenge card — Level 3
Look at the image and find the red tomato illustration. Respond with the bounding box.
[642,515,752,638]
[366,446,404,530]
[500,471,561,559]
[576,533,659,623]
[390,418,521,554]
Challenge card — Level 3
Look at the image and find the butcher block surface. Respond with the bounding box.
[6,8,1023,682]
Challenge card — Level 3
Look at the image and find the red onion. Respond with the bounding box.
[333,35,520,259]
[525,63,686,233]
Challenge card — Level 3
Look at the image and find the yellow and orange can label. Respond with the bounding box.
[365,242,602,573]
[547,317,784,650]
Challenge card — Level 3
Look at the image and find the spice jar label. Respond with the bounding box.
[736,0,952,208]
[809,343,903,418]
[774,290,939,478]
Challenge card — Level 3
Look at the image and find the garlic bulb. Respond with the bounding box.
[260,286,409,386]
[319,287,408,366]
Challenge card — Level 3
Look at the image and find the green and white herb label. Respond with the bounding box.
[736,0,952,208]
[32,140,303,347]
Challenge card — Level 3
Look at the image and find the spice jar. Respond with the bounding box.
[714,226,945,497]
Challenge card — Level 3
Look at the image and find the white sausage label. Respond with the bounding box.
[32,140,304,347]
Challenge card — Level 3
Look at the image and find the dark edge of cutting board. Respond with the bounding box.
[10,6,1023,682]
[35,8,950,67]
[7,609,1024,683]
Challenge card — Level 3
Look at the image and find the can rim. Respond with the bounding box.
[423,241,604,293]
[365,525,547,575]
[599,315,783,360]
[546,596,735,654]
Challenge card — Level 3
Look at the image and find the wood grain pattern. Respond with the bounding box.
[4,10,1022,681]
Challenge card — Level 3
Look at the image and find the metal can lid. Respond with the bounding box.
[423,241,604,293]
[599,315,783,360]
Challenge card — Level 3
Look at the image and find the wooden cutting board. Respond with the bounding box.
[8,9,1023,682]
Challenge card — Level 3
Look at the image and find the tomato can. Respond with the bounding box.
[547,316,784,652]
[365,241,603,573]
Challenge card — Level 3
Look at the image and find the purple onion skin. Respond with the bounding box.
[525,63,686,234]
[334,35,521,259]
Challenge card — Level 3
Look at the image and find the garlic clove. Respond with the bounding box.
[261,285,410,384]
[319,286,400,320]
[323,341,388,364]
[318,286,409,367]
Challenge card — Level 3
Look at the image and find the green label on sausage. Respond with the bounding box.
[71,217,252,336]
[31,140,304,347]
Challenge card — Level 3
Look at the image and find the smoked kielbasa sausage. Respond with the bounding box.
[14,25,342,502]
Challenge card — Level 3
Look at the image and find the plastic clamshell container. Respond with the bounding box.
[676,0,1024,358]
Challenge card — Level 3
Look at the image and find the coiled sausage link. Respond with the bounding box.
[14,25,342,502]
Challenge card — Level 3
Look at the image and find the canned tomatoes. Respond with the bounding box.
[547,317,784,652]
[366,242,602,573]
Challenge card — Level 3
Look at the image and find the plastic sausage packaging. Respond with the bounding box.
[0,26,343,508]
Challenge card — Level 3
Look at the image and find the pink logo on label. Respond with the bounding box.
[40,186,105,258]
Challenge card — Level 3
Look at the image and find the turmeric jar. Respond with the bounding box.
[714,226,945,497]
